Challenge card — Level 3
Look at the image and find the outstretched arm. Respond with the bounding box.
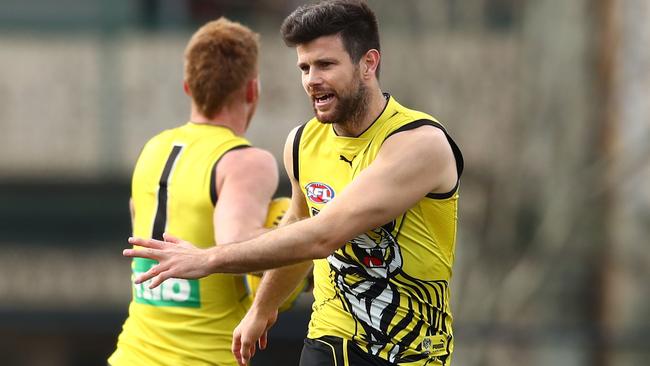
[122,146,279,284]
[124,125,457,285]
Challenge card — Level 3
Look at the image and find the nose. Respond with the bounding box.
[305,69,323,90]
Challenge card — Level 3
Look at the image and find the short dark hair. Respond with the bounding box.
[281,0,380,75]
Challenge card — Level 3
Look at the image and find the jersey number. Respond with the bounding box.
[134,144,200,308]
[152,145,183,240]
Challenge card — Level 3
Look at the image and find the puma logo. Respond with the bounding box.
[339,154,356,167]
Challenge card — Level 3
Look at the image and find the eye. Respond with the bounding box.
[298,64,309,74]
[318,61,333,69]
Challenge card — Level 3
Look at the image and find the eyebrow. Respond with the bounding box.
[316,58,338,65]
[297,57,340,68]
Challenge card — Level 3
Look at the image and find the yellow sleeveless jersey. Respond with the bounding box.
[109,122,252,366]
[294,95,464,365]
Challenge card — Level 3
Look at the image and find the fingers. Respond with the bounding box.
[232,331,242,363]
[133,263,169,287]
[259,331,268,350]
[240,337,253,365]
[234,341,252,366]
[133,265,157,284]
[133,270,171,289]
[162,232,182,244]
[233,328,257,366]
[123,247,160,260]
[149,271,172,289]
[123,235,181,289]
[123,236,174,261]
[127,236,167,249]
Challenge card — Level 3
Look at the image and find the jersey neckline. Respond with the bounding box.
[329,92,394,140]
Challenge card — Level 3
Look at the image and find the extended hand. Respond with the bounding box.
[232,306,278,366]
[123,233,213,288]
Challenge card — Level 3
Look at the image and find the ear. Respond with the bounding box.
[183,81,191,96]
[245,77,259,104]
[361,49,380,79]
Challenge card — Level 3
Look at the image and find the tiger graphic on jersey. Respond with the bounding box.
[298,95,462,365]
[327,220,451,365]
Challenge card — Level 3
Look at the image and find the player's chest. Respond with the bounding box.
[300,147,373,211]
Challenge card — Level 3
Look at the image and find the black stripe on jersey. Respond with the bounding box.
[292,123,307,182]
[388,299,429,364]
[326,251,353,315]
[399,276,430,309]
[387,295,415,339]
[382,276,437,357]
[152,145,183,240]
[394,213,408,242]
[426,181,459,199]
[442,334,453,365]
[210,144,252,205]
[385,119,439,138]
[394,275,448,328]
[429,280,449,332]
[378,282,400,338]
[430,281,443,310]
[352,95,392,138]
[427,281,441,310]
[385,119,465,199]
[330,92,391,138]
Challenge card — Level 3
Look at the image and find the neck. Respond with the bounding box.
[332,87,387,137]
[189,102,249,136]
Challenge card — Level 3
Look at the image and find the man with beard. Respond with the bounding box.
[123,1,464,365]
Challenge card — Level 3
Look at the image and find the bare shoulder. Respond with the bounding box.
[283,124,306,179]
[284,125,304,149]
[214,146,279,198]
[383,124,452,157]
[380,125,458,191]
[218,147,278,174]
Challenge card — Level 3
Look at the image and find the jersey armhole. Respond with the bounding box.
[292,123,307,182]
[209,144,252,205]
[385,119,464,200]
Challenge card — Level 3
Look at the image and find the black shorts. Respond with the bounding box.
[299,336,395,366]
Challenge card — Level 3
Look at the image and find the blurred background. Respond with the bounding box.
[0,0,648,365]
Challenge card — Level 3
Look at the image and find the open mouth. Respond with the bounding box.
[314,93,335,107]
[362,256,384,267]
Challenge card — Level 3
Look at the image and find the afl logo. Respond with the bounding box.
[306,182,335,204]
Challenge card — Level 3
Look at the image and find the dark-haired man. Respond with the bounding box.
[124,1,464,365]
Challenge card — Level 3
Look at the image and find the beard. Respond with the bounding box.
[313,71,369,128]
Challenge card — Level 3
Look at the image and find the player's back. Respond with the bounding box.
[109,122,252,366]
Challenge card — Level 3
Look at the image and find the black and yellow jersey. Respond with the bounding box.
[109,122,251,366]
[294,95,464,365]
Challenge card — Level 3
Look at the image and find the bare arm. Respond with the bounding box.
[232,126,313,366]
[249,126,313,310]
[236,126,314,317]
[124,125,457,283]
[206,125,457,269]
[213,147,279,244]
